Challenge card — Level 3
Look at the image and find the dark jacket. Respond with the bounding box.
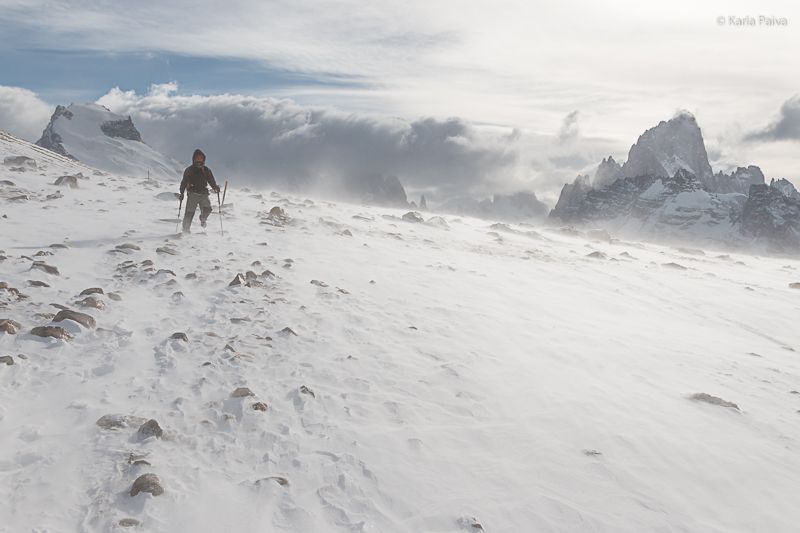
[180,165,218,195]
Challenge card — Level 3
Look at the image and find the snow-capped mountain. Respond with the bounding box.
[36,103,182,179]
[620,111,714,186]
[551,114,800,254]
[770,178,800,200]
[3,130,800,533]
[706,166,766,195]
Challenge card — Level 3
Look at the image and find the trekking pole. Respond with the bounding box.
[216,189,224,236]
[221,180,228,208]
[175,195,183,233]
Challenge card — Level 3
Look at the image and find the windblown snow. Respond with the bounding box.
[2,131,800,533]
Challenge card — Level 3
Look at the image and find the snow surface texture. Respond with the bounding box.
[36,104,182,180]
[2,131,800,532]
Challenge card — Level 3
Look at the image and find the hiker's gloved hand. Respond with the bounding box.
[212,185,221,193]
[179,193,184,201]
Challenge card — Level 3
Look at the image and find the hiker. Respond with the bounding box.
[179,149,220,233]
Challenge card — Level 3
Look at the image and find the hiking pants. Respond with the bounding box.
[183,191,212,232]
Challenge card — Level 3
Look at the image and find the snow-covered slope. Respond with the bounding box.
[36,104,182,180]
[2,132,800,533]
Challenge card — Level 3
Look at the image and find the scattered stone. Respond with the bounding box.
[30,326,71,340]
[402,211,424,223]
[108,292,122,301]
[582,449,602,456]
[245,270,258,281]
[4,155,36,168]
[130,473,164,497]
[341,229,353,236]
[185,272,198,280]
[261,269,276,279]
[54,175,79,188]
[299,385,316,398]
[0,355,14,365]
[50,303,70,310]
[31,261,60,275]
[77,297,106,310]
[789,282,800,289]
[586,251,607,259]
[336,287,350,295]
[27,280,50,287]
[690,392,739,411]
[49,243,69,249]
[280,327,297,336]
[230,317,251,324]
[662,262,688,271]
[116,243,141,251]
[0,319,22,334]
[229,273,245,286]
[156,269,176,277]
[269,206,285,217]
[96,414,147,429]
[457,516,484,530]
[54,309,96,329]
[156,247,178,255]
[80,287,104,296]
[252,402,268,412]
[118,518,141,528]
[138,419,164,439]
[170,332,188,342]
[311,279,329,287]
[255,476,289,487]
[34,250,54,257]
[231,387,255,398]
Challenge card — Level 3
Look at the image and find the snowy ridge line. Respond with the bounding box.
[2,140,800,532]
[0,130,97,174]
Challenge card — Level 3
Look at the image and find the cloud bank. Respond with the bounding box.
[746,95,800,142]
[94,84,610,204]
[0,86,53,141]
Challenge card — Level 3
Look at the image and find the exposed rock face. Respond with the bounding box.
[706,166,765,195]
[550,174,591,221]
[593,156,623,189]
[100,117,143,142]
[36,105,75,159]
[621,112,713,186]
[741,184,800,252]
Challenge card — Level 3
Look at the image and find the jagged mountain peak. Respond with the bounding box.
[621,112,713,184]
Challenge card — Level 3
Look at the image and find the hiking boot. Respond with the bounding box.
[201,219,207,228]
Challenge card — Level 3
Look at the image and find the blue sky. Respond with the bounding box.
[0,45,369,105]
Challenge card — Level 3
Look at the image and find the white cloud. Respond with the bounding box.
[0,86,52,141]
